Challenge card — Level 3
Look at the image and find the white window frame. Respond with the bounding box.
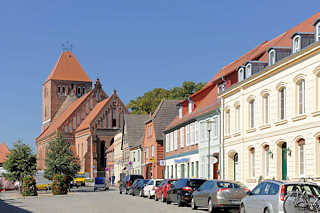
[249,100,255,129]
[166,134,169,152]
[190,123,194,145]
[246,63,252,78]
[174,130,178,150]
[170,132,174,151]
[186,125,190,146]
[238,68,244,81]
[292,35,301,54]
[236,106,240,132]
[151,145,154,157]
[263,94,269,124]
[250,148,255,177]
[180,127,185,148]
[318,74,320,111]
[316,22,320,42]
[195,122,199,144]
[226,110,230,136]
[188,99,193,114]
[268,49,276,66]
[279,88,286,120]
[297,79,305,115]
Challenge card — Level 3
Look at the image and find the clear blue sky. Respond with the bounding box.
[0,1,318,151]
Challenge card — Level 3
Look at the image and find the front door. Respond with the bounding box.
[282,143,287,180]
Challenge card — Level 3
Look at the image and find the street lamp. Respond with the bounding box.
[202,120,215,180]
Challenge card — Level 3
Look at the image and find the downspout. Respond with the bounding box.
[163,133,166,179]
[222,97,225,180]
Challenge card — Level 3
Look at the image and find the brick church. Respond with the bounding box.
[36,50,127,178]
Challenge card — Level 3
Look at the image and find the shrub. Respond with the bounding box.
[52,174,68,195]
[22,176,37,196]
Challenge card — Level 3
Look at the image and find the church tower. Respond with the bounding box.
[42,51,92,131]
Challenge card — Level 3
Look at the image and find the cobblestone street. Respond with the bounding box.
[0,188,239,213]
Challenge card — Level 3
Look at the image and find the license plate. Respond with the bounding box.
[229,200,240,204]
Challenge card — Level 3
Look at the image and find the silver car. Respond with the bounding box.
[192,180,248,212]
[240,180,320,213]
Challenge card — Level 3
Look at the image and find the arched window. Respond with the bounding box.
[77,87,81,96]
[279,88,286,120]
[238,67,245,82]
[246,64,252,78]
[263,94,269,124]
[57,87,61,95]
[293,36,301,53]
[62,87,66,96]
[269,49,276,66]
[263,145,270,177]
[249,148,255,177]
[297,79,305,115]
[297,139,305,176]
[249,100,255,128]
[234,153,238,181]
[316,22,320,42]
[82,87,86,95]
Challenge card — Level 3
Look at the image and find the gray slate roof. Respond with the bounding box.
[149,100,180,141]
[124,114,150,149]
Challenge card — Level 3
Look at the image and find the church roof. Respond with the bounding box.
[0,142,10,164]
[36,91,93,141]
[76,97,111,132]
[45,51,92,83]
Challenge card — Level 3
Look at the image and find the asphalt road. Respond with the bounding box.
[0,188,239,213]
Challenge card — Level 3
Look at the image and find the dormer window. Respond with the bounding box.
[238,67,245,82]
[268,49,276,66]
[316,22,320,42]
[246,63,252,78]
[179,104,183,119]
[188,98,193,114]
[292,35,301,53]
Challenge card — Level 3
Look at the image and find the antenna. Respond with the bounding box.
[61,41,73,52]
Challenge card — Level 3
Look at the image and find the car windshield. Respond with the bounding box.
[217,181,238,188]
[189,179,206,187]
[286,184,320,196]
[148,180,154,185]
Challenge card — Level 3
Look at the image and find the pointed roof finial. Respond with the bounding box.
[94,78,102,89]
[61,41,73,52]
[113,89,117,95]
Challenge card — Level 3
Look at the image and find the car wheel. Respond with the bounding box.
[177,195,183,207]
[240,204,246,213]
[161,193,165,202]
[191,198,197,210]
[208,199,214,213]
[264,208,270,213]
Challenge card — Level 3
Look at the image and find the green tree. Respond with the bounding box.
[127,81,206,114]
[44,132,80,180]
[3,141,37,184]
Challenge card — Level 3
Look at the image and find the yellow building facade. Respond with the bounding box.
[221,39,320,188]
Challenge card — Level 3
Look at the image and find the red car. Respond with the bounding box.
[155,179,176,202]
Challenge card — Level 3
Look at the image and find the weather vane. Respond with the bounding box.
[61,41,73,52]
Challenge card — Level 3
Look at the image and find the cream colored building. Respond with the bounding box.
[220,16,320,188]
[113,132,123,184]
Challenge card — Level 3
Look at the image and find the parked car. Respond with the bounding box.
[143,179,162,199]
[128,179,143,195]
[166,178,206,206]
[131,179,149,196]
[192,180,248,212]
[71,172,88,187]
[240,180,320,213]
[155,179,177,202]
[93,177,109,191]
[119,175,144,194]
